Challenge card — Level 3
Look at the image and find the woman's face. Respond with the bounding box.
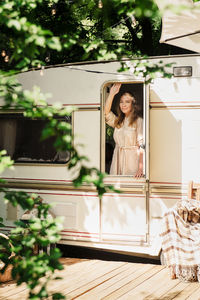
[119,93,134,116]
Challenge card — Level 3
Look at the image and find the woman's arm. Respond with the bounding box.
[104,83,121,115]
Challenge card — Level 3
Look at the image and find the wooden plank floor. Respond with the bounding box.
[1,258,200,299]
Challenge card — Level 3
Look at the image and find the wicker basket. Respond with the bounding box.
[0,233,13,283]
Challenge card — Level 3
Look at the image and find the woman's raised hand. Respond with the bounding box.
[110,83,121,96]
[105,82,121,115]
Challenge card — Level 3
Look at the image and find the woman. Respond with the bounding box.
[105,83,144,177]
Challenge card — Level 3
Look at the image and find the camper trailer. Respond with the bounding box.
[1,54,200,259]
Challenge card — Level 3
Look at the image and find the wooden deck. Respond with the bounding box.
[1,258,200,299]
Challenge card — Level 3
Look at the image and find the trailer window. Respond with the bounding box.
[0,114,71,164]
[104,83,144,176]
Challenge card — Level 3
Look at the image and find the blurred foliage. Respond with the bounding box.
[106,124,114,140]
[118,59,174,83]
[0,148,65,298]
[0,150,14,177]
[0,0,193,72]
[0,198,64,299]
[0,217,4,228]
[0,41,118,299]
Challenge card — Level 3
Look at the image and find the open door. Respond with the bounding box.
[101,81,150,243]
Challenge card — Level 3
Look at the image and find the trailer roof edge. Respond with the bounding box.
[18,53,200,74]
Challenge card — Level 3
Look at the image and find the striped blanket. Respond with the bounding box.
[160,199,200,282]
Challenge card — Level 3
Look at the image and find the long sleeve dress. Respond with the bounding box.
[105,111,143,176]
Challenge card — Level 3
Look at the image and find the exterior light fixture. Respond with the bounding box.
[173,66,192,77]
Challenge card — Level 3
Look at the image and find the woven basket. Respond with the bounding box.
[0,233,13,283]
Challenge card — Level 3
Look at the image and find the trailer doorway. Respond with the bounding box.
[103,82,144,175]
[101,81,149,244]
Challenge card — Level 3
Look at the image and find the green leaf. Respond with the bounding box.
[35,36,46,47]
[52,293,66,299]
[7,19,21,31]
[47,37,61,51]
